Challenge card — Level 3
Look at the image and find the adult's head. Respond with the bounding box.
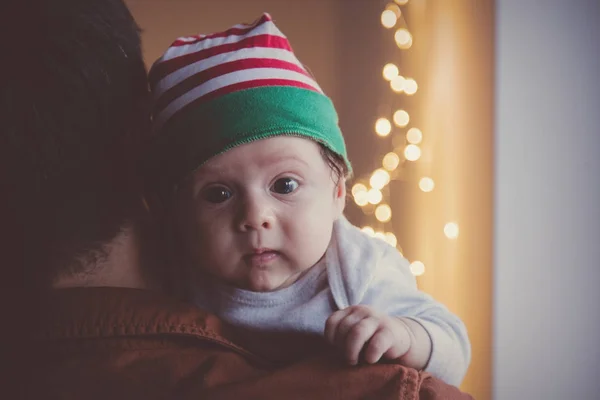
[0,0,151,288]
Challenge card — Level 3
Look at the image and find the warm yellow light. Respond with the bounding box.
[382,152,401,171]
[394,29,413,49]
[444,222,460,239]
[351,183,368,197]
[419,177,435,192]
[393,109,410,127]
[361,226,375,236]
[375,118,392,137]
[367,188,383,205]
[394,0,409,5]
[374,231,386,241]
[381,10,397,29]
[384,232,398,247]
[370,169,391,190]
[354,190,369,206]
[404,144,421,161]
[410,261,425,276]
[382,63,399,81]
[375,204,392,222]
[390,75,405,92]
[385,3,402,17]
[406,127,422,144]
[404,78,418,95]
[400,36,413,50]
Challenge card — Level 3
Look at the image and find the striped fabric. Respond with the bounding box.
[150,13,324,133]
[145,13,350,198]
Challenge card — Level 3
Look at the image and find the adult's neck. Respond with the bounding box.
[52,222,156,290]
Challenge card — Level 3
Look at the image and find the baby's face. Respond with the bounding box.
[173,136,346,292]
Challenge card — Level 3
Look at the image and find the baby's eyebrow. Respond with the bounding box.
[192,154,310,181]
[269,155,310,168]
[189,167,229,186]
[192,166,221,179]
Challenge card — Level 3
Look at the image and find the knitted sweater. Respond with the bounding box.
[192,217,471,386]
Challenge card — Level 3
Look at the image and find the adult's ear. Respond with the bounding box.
[141,189,165,221]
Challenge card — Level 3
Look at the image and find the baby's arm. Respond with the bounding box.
[327,242,471,386]
[325,304,432,369]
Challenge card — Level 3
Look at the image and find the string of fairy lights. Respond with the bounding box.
[351,0,460,277]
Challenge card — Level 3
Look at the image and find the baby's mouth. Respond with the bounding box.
[244,249,280,268]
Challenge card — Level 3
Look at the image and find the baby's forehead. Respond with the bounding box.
[200,154,312,176]
[193,138,324,179]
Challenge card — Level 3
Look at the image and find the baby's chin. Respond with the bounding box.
[244,269,302,293]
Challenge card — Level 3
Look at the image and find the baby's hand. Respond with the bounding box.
[325,305,412,366]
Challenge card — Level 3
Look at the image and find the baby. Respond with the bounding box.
[146,13,470,386]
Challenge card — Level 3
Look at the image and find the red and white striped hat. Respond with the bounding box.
[146,13,349,192]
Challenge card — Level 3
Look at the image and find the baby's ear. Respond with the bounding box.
[333,177,347,218]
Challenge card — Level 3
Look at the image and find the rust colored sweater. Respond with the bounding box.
[8,288,473,400]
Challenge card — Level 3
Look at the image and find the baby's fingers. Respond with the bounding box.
[344,317,380,365]
[325,309,349,344]
[363,328,395,364]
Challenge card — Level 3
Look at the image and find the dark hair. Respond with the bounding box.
[0,0,150,286]
[319,145,350,185]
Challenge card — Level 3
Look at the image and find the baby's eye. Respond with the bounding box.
[202,186,232,203]
[271,177,299,194]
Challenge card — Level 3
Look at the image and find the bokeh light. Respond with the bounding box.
[367,188,383,205]
[444,222,460,239]
[351,183,368,197]
[370,169,391,190]
[393,109,410,127]
[410,261,425,276]
[381,10,397,29]
[384,232,398,247]
[375,118,392,137]
[375,204,392,222]
[395,28,413,49]
[403,78,418,95]
[390,75,405,92]
[404,144,421,161]
[406,127,423,144]
[382,63,399,81]
[382,152,401,171]
[419,177,435,192]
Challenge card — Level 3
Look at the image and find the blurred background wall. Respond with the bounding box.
[494,0,600,399]
[126,1,600,399]
[393,2,494,398]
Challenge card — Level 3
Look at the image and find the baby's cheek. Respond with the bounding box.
[293,223,331,266]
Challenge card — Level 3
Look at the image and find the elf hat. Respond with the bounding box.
[146,13,351,195]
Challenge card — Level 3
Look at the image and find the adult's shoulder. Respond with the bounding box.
[192,354,474,400]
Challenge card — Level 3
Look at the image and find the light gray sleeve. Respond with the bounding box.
[327,217,471,386]
[359,242,471,387]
